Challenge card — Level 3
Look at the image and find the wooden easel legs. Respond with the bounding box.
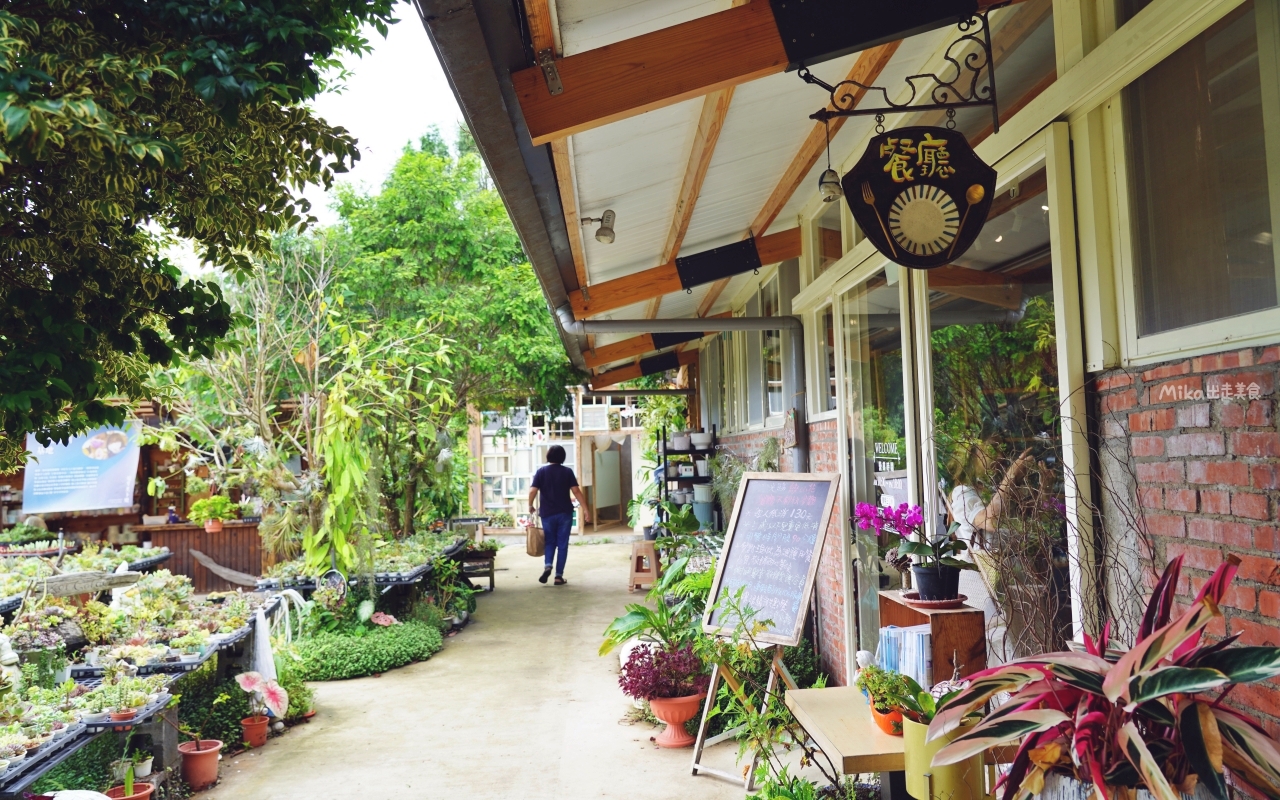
[690,647,800,790]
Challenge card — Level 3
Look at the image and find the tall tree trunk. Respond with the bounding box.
[402,467,419,538]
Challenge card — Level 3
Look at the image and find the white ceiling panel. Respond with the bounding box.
[556,0,727,56]
[572,97,703,284]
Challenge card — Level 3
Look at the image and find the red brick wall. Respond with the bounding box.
[1095,344,1280,732]
[808,420,847,685]
[719,422,849,685]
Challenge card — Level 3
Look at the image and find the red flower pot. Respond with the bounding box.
[648,693,706,748]
[870,704,904,736]
[110,709,137,731]
[241,715,269,748]
[178,739,223,790]
[106,783,154,800]
[204,519,223,533]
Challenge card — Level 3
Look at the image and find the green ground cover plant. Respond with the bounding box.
[296,620,443,681]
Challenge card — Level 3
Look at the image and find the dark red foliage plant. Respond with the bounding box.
[619,644,710,700]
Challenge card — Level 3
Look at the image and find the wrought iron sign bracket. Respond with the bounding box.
[799,9,1004,134]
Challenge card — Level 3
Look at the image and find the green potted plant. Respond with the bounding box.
[898,675,984,800]
[929,554,1280,800]
[854,502,975,601]
[854,664,911,735]
[162,693,227,791]
[188,495,237,533]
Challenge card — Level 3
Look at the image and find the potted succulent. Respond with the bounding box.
[188,495,236,533]
[854,502,976,601]
[854,664,911,735]
[618,643,709,748]
[928,554,1280,800]
[235,671,288,748]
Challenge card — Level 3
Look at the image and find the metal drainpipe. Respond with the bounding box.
[787,323,809,473]
[555,305,802,334]
[557,305,810,471]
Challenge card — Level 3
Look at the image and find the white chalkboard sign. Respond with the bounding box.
[703,472,841,647]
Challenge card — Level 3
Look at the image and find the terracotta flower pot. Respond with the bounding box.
[106,783,155,800]
[870,703,904,736]
[647,693,706,748]
[241,715,269,748]
[178,739,223,790]
[110,709,137,732]
[204,519,223,533]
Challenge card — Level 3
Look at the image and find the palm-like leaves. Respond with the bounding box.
[928,555,1280,800]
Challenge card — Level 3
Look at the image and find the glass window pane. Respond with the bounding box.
[927,170,1068,660]
[1125,1,1278,335]
[819,306,838,412]
[842,273,906,650]
[817,203,844,274]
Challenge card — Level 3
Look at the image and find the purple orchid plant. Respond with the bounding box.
[854,501,975,571]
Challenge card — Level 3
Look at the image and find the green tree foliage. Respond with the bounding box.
[930,296,1059,488]
[0,0,396,470]
[336,129,582,415]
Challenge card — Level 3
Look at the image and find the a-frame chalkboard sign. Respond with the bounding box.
[702,472,841,647]
[691,472,841,788]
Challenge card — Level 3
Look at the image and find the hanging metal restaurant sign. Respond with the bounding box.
[843,126,995,269]
[799,10,1002,269]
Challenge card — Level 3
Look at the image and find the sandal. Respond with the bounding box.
[554,577,567,586]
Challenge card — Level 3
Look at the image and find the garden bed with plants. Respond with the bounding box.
[0,545,175,619]
[0,562,298,797]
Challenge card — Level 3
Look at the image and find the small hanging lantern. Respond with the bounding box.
[818,119,843,202]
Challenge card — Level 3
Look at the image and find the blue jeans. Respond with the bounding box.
[541,512,573,576]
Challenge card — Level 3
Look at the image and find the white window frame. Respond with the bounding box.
[1106,0,1280,365]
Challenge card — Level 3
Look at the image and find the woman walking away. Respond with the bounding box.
[528,445,590,586]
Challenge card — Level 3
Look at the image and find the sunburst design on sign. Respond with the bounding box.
[887,185,959,257]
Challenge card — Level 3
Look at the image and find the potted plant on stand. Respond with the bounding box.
[161,693,228,791]
[188,495,236,533]
[618,643,709,748]
[928,554,1280,800]
[854,502,976,601]
[854,664,911,735]
[235,671,288,748]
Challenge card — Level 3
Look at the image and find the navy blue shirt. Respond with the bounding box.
[532,464,579,518]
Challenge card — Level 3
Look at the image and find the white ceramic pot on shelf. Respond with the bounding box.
[695,460,711,477]
[690,433,712,449]
[673,433,692,450]
[693,484,713,503]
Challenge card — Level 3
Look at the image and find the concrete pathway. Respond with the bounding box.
[205,541,749,800]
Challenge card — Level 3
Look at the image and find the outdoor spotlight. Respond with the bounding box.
[583,210,616,244]
[819,168,843,202]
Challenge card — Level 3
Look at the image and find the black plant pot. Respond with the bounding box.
[911,565,961,601]
[643,526,657,541]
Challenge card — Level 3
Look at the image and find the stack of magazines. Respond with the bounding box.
[877,623,933,689]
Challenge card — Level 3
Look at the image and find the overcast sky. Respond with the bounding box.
[303,4,465,226]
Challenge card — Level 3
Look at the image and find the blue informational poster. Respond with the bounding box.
[21,422,142,514]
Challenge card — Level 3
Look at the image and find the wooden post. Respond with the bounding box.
[691,645,799,787]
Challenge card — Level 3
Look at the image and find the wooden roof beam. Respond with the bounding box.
[570,228,801,319]
[584,312,732,368]
[513,0,1021,146]
[589,350,700,390]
